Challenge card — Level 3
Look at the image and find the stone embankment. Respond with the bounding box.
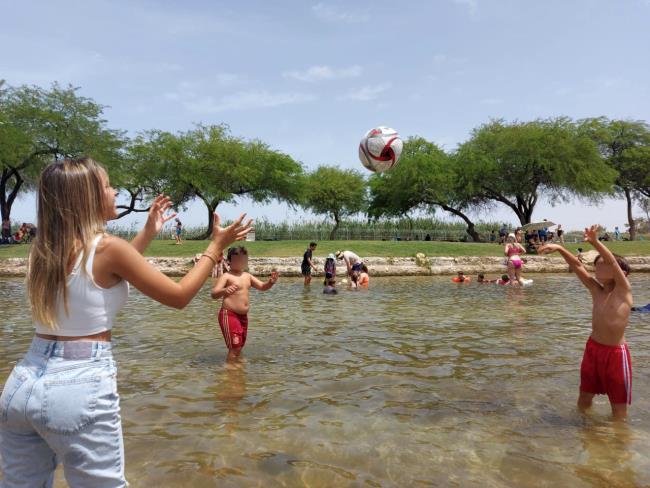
[2,252,649,277]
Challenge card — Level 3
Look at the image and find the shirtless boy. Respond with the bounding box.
[211,246,279,361]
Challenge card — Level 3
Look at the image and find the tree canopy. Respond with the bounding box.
[455,118,617,225]
[368,137,487,241]
[0,82,124,223]
[578,117,650,240]
[302,165,366,239]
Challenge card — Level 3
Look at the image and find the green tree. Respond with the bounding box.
[0,82,124,224]
[129,124,304,238]
[456,118,616,226]
[578,117,650,240]
[302,165,367,239]
[368,137,486,242]
[187,125,304,238]
[115,130,192,218]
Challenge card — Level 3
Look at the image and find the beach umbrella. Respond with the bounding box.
[522,221,556,231]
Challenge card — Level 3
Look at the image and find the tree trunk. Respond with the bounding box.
[196,193,219,240]
[437,203,481,242]
[482,186,538,226]
[0,167,24,228]
[624,187,636,241]
[329,214,340,240]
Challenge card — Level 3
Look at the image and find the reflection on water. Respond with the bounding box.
[2,274,650,487]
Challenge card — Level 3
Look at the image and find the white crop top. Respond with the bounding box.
[34,234,129,336]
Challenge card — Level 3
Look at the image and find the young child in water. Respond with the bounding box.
[211,246,279,361]
[539,225,633,420]
[323,277,338,295]
[357,264,370,288]
[496,274,511,286]
[477,273,496,284]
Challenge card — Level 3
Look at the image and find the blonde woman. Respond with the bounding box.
[0,158,251,487]
[504,233,527,283]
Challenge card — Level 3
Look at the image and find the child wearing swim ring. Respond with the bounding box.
[496,274,513,286]
[452,271,471,283]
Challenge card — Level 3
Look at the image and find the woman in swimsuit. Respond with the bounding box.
[505,233,527,283]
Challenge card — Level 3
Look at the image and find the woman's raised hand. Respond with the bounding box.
[145,194,177,235]
[211,213,254,249]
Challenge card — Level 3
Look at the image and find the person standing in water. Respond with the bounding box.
[301,242,318,286]
[505,233,526,284]
[211,246,279,362]
[336,250,362,279]
[0,158,252,487]
[539,225,633,420]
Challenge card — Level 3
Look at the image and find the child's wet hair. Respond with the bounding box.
[593,254,631,275]
[361,264,369,273]
[227,246,248,261]
[478,273,485,280]
[501,274,509,281]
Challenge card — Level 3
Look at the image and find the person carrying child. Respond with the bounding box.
[539,225,633,420]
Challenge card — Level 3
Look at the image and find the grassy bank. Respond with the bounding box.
[2,239,650,260]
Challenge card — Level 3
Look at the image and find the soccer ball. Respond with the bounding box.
[358,126,403,172]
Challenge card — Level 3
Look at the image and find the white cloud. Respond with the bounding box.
[342,83,391,102]
[453,0,478,16]
[183,90,316,113]
[311,3,369,23]
[283,65,362,82]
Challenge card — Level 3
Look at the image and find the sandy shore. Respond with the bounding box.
[2,254,650,277]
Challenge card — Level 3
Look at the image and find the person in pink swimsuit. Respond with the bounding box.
[505,233,527,283]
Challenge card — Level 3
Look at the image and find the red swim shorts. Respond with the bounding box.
[218,308,249,350]
[580,337,632,405]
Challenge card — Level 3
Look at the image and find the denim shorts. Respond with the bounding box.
[0,337,126,487]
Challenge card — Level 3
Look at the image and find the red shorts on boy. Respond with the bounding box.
[580,337,632,405]
[218,308,249,350]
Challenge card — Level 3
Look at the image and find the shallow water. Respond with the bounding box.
[2,274,650,487]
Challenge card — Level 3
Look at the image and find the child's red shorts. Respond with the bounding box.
[218,308,249,350]
[580,337,632,405]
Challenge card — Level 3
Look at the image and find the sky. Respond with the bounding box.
[2,0,649,231]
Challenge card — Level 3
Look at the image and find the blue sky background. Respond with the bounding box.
[2,0,649,231]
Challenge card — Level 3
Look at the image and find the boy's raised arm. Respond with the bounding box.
[538,243,600,292]
[584,225,631,291]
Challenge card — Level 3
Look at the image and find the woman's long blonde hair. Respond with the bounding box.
[27,158,108,329]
